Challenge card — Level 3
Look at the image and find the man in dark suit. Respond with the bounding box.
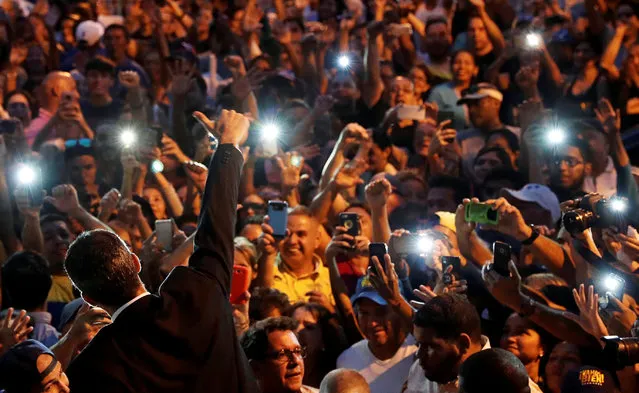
[64,110,259,393]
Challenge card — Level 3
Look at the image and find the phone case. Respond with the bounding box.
[369,243,388,274]
[268,201,289,237]
[339,213,360,237]
[156,220,173,251]
[492,241,511,276]
[397,105,426,121]
[230,265,251,304]
[465,203,499,225]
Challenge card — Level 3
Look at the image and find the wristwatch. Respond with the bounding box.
[521,225,540,246]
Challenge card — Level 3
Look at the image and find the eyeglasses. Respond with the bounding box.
[65,139,92,148]
[553,157,583,168]
[264,347,307,363]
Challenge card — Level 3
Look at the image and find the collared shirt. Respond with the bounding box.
[111,293,151,321]
[272,254,334,305]
[25,108,52,147]
[404,336,542,393]
[583,156,617,198]
[301,386,319,393]
[29,311,60,347]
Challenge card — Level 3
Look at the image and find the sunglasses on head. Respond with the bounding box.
[65,139,92,148]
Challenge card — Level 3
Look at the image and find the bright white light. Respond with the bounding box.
[546,127,566,145]
[291,155,302,167]
[526,33,542,48]
[337,54,351,69]
[261,123,280,141]
[604,275,622,292]
[120,129,136,148]
[417,236,433,255]
[610,198,627,213]
[151,159,164,174]
[17,164,36,185]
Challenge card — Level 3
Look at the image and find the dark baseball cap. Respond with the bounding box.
[0,340,57,393]
[561,366,617,393]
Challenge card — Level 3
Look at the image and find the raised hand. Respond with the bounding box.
[482,198,532,242]
[594,98,621,136]
[481,260,525,312]
[14,187,44,218]
[118,70,141,90]
[365,177,392,209]
[369,254,403,306]
[118,198,143,226]
[45,184,81,214]
[336,123,369,151]
[161,134,190,164]
[66,304,111,352]
[258,216,283,256]
[99,188,122,219]
[367,20,385,39]
[230,67,267,101]
[306,290,336,313]
[568,284,609,339]
[216,109,251,147]
[183,160,208,193]
[169,60,196,97]
[0,308,33,356]
[276,152,304,191]
[224,55,247,78]
[331,162,365,191]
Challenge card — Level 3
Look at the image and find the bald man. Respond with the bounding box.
[30,71,94,150]
[319,369,371,393]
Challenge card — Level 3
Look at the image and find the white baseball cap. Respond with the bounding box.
[75,20,104,47]
[501,184,561,224]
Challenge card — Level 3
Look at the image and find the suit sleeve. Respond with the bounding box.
[189,144,243,292]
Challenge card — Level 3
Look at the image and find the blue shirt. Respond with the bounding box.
[428,81,469,131]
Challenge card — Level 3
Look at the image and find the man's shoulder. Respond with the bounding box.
[337,339,370,367]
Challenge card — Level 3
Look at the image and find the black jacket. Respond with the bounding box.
[67,144,259,393]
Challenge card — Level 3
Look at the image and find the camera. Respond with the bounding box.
[601,336,639,369]
[562,196,628,235]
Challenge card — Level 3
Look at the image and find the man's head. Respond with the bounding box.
[549,136,592,192]
[103,24,129,61]
[486,129,520,167]
[369,130,392,174]
[468,16,491,54]
[575,120,610,166]
[65,146,97,187]
[241,317,306,393]
[352,278,405,351]
[279,206,320,270]
[617,4,639,37]
[249,287,290,323]
[64,230,144,310]
[502,184,561,227]
[458,348,531,393]
[40,72,78,112]
[413,294,482,384]
[40,215,74,273]
[390,76,418,107]
[0,340,70,393]
[458,83,503,129]
[85,56,115,98]
[423,17,452,60]
[319,369,370,393]
[426,176,470,216]
[1,251,52,311]
[329,73,360,105]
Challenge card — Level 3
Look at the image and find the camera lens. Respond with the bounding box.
[603,336,639,369]
[563,209,595,235]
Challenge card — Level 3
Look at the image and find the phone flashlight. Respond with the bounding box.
[261,122,280,141]
[150,159,164,174]
[526,33,542,49]
[546,127,566,145]
[604,274,623,293]
[291,155,302,168]
[417,235,433,255]
[337,54,351,70]
[16,163,37,185]
[120,129,137,148]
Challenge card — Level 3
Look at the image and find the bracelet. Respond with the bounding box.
[521,225,540,246]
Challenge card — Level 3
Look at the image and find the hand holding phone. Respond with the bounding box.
[369,242,388,277]
[492,241,511,276]
[397,105,426,121]
[465,202,499,225]
[268,201,289,238]
[156,219,174,251]
[441,256,461,285]
[339,213,360,238]
[230,265,251,304]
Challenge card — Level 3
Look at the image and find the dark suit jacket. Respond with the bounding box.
[66,144,260,393]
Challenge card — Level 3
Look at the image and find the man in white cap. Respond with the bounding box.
[501,184,562,229]
[457,83,520,176]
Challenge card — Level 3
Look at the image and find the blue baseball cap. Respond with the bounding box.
[0,340,57,393]
[350,276,388,306]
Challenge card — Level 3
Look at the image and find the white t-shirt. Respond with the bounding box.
[337,335,418,393]
[404,336,543,393]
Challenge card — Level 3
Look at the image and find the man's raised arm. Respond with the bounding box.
[189,110,249,291]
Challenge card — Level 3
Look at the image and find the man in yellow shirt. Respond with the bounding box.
[256,206,334,308]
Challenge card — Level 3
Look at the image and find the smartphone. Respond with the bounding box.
[437,110,454,124]
[369,242,388,276]
[230,265,251,304]
[393,234,432,255]
[268,201,289,238]
[465,202,499,225]
[0,119,17,134]
[388,23,413,37]
[263,138,278,157]
[442,256,461,285]
[156,219,173,251]
[339,212,360,238]
[150,126,164,147]
[397,105,426,121]
[492,241,512,276]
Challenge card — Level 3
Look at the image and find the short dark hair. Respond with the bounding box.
[249,287,290,323]
[104,24,129,41]
[85,56,116,76]
[426,16,448,32]
[39,213,69,229]
[427,175,471,205]
[486,129,520,152]
[473,146,513,170]
[459,348,531,393]
[372,129,393,150]
[240,316,299,361]
[413,294,482,342]
[64,230,141,308]
[1,251,52,310]
[483,168,526,189]
[557,135,593,164]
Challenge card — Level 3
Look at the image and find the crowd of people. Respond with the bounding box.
[0,0,638,392]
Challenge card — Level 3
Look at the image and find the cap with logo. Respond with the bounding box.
[75,20,105,48]
[561,366,616,393]
[350,276,387,306]
[0,340,58,393]
[457,83,503,105]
